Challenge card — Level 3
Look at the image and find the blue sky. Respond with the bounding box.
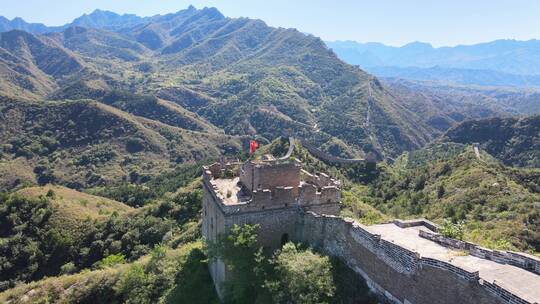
[2,0,540,47]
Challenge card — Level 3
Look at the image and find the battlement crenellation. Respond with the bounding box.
[203,157,540,304]
[202,158,341,214]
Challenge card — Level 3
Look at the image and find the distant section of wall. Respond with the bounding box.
[299,140,368,164]
[278,137,296,160]
[300,170,340,188]
[295,212,512,304]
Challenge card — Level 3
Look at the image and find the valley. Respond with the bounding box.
[1,4,540,304]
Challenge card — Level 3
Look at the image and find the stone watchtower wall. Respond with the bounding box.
[202,159,342,297]
[239,160,301,193]
[203,159,537,303]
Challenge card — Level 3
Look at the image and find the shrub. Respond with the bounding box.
[60,262,77,275]
[46,189,56,199]
[165,248,219,304]
[115,264,152,303]
[208,224,269,303]
[440,219,465,240]
[96,254,126,269]
[126,137,146,153]
[75,146,118,166]
[266,243,335,304]
[437,184,445,199]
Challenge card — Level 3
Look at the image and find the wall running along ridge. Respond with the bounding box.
[295,212,536,304]
[202,159,537,304]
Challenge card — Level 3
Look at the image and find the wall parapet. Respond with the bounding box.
[392,218,439,232]
[420,257,479,281]
[203,160,341,215]
[419,230,540,276]
[300,169,341,189]
[298,212,538,304]
[481,280,532,304]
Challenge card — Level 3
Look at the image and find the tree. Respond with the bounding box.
[437,184,445,199]
[126,137,146,153]
[95,254,126,269]
[115,264,152,304]
[266,243,335,304]
[208,224,269,304]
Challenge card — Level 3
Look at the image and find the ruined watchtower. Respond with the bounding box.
[202,156,341,294]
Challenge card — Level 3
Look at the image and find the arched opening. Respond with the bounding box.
[281,233,289,246]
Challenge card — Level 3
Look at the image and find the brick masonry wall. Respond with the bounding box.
[295,212,512,304]
[419,230,540,276]
[202,181,228,297]
[226,208,299,250]
[253,163,300,191]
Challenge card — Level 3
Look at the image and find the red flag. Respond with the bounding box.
[249,140,259,154]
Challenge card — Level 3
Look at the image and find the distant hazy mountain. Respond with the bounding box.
[0,7,161,34]
[382,78,540,116]
[327,40,540,75]
[369,66,540,88]
[326,40,540,87]
[69,9,150,30]
[5,11,540,86]
[0,16,58,33]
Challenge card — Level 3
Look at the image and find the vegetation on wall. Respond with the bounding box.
[1,5,540,303]
[209,224,378,304]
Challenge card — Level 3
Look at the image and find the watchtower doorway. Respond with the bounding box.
[281,233,289,246]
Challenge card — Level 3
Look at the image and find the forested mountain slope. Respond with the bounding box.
[0,98,241,191]
[442,115,540,168]
[0,7,447,161]
[344,143,540,252]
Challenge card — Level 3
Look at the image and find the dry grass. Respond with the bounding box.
[0,242,203,304]
[16,185,133,220]
[0,157,36,189]
[0,264,125,304]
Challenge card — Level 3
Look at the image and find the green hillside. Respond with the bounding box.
[0,172,207,292]
[442,115,540,168]
[0,241,218,304]
[0,6,449,161]
[2,5,540,304]
[0,98,241,191]
[345,144,540,252]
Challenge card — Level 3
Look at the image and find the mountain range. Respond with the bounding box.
[327,40,540,87]
[0,6,440,167]
[0,8,156,33]
[1,6,540,192]
[3,6,540,303]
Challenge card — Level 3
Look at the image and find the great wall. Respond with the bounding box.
[297,212,540,304]
[202,142,540,304]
